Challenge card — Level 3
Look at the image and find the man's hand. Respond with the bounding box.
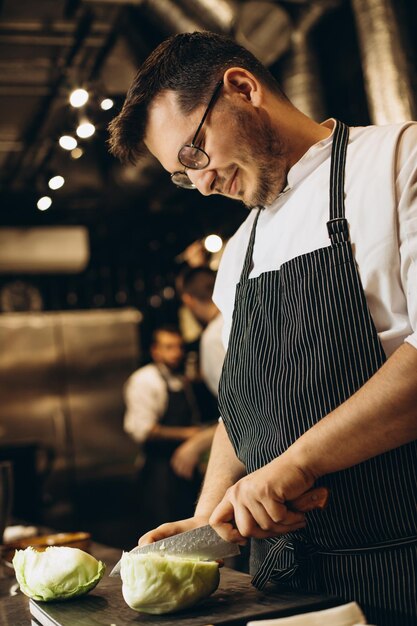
[209,457,315,543]
[138,515,209,546]
[170,425,216,479]
[170,438,201,479]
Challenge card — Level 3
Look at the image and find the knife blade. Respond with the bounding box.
[109,486,330,577]
[109,524,240,577]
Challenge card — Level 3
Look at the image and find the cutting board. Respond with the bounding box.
[29,567,339,626]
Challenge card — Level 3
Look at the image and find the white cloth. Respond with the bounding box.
[200,313,226,396]
[213,120,417,358]
[123,363,184,443]
[246,601,367,625]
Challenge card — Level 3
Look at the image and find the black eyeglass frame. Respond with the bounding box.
[171,80,223,189]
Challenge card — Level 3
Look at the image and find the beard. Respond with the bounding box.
[232,107,288,209]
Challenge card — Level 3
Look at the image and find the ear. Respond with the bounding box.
[181,293,193,307]
[222,67,263,107]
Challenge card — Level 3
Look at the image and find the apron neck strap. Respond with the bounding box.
[327,120,350,245]
[240,120,351,283]
[240,208,262,282]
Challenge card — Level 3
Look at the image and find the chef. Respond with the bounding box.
[108,32,417,626]
[124,325,202,531]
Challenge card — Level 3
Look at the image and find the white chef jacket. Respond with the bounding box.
[213,120,417,359]
[124,363,184,443]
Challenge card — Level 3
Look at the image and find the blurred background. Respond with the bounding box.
[0,0,416,548]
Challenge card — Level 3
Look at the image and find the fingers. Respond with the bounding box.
[210,489,307,542]
[138,518,197,546]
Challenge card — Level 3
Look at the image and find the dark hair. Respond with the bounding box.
[180,266,216,302]
[108,31,284,165]
[152,324,182,345]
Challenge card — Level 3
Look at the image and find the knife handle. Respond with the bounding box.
[287,486,330,513]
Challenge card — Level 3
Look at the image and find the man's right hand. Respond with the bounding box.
[138,515,209,546]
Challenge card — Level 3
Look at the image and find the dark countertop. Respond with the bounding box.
[0,541,339,626]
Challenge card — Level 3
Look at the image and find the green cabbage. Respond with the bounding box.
[13,546,105,601]
[121,552,220,614]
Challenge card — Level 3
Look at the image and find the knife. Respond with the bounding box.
[109,486,329,577]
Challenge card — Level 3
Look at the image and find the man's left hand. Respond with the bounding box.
[209,457,314,542]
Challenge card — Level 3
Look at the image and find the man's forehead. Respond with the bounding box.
[144,90,197,170]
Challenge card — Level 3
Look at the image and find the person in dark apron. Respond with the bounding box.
[108,32,417,626]
[140,363,202,530]
[215,121,417,626]
[124,326,202,534]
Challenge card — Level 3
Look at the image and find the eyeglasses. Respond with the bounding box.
[171,80,223,190]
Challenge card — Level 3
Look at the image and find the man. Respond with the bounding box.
[179,266,225,397]
[171,266,225,479]
[124,325,203,531]
[109,32,417,626]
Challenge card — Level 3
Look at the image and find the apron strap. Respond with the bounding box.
[240,208,262,283]
[251,538,318,590]
[251,537,293,590]
[327,120,350,245]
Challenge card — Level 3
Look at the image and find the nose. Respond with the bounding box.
[187,168,216,196]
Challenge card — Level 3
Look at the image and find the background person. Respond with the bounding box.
[171,266,226,480]
[110,32,417,626]
[124,325,203,533]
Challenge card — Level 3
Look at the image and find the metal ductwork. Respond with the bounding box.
[351,0,416,124]
[138,0,202,35]
[179,0,292,67]
[177,0,236,33]
[140,0,292,67]
[280,1,340,122]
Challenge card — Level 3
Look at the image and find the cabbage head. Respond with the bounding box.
[13,546,105,601]
[121,552,220,614]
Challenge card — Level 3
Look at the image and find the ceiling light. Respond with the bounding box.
[204,234,223,253]
[59,135,77,150]
[48,175,65,190]
[37,196,52,211]
[76,122,95,138]
[100,98,114,111]
[71,147,83,160]
[69,88,89,108]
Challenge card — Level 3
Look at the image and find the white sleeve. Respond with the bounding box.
[123,366,167,443]
[200,316,226,397]
[213,211,257,350]
[396,123,417,352]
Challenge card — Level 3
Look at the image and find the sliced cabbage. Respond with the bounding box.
[13,546,105,601]
[121,552,220,614]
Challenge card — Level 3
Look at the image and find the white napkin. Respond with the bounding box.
[247,602,369,625]
[3,525,37,543]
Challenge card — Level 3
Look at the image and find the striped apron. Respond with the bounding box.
[218,121,417,626]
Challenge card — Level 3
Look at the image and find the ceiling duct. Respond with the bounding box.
[177,0,292,66]
[351,0,416,124]
[139,0,201,34]
[280,1,339,122]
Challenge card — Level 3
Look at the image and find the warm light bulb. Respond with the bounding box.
[37,196,52,211]
[204,234,223,253]
[71,147,83,159]
[48,175,65,190]
[59,135,77,150]
[76,122,95,138]
[100,98,114,110]
[69,88,89,108]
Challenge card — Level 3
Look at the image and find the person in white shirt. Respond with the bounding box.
[124,325,203,532]
[109,32,417,626]
[171,266,226,479]
[180,266,225,397]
